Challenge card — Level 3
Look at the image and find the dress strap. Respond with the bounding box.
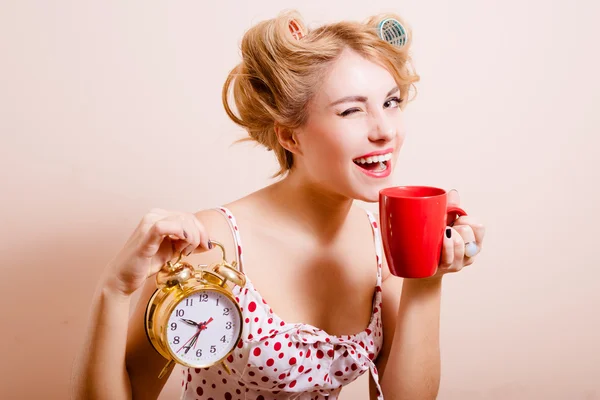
[214,207,245,273]
[365,210,383,286]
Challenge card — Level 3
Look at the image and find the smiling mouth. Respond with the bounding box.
[353,153,392,172]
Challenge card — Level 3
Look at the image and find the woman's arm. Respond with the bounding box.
[70,209,216,400]
[372,276,443,400]
[70,274,136,400]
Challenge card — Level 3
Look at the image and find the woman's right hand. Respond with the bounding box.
[105,208,211,296]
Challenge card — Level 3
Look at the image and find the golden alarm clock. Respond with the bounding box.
[145,241,246,379]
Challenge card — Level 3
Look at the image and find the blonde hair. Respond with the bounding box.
[222,10,420,177]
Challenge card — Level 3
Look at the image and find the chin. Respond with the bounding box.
[349,179,392,203]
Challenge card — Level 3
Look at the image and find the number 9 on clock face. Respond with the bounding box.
[165,289,241,367]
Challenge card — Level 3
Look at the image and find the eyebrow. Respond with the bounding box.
[328,86,400,107]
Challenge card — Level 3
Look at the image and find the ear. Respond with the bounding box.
[274,123,303,156]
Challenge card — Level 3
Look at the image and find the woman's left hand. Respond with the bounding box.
[433,189,486,278]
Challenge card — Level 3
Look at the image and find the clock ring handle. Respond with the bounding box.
[213,263,246,288]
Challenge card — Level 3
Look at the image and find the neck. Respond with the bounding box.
[259,170,354,241]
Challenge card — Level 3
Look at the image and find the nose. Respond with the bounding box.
[368,110,395,143]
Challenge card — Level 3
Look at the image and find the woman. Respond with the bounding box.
[71,9,486,400]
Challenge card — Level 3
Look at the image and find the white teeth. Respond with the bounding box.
[354,153,392,164]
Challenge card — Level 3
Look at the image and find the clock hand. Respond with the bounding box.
[176,324,203,354]
[180,318,199,327]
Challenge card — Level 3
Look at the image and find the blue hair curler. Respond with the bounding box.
[378,18,408,48]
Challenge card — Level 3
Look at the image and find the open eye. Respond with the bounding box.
[385,97,403,109]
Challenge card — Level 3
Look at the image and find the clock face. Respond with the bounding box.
[165,289,241,366]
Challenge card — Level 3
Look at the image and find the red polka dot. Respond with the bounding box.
[316,350,324,359]
[227,355,234,363]
[196,387,203,396]
[351,363,358,371]
[268,318,273,323]
[289,380,297,388]
[253,348,261,356]
[258,328,262,334]
[257,396,264,400]
[254,317,259,323]
[306,349,311,357]
[308,377,313,382]
[266,358,274,367]
[248,302,257,312]
[327,349,334,357]
[245,318,250,323]
[261,377,269,382]
[278,383,286,389]
[373,221,378,228]
[335,371,344,376]
[248,334,253,340]
[279,373,286,380]
[289,357,297,365]
[225,392,232,399]
[280,321,285,326]
[298,366,305,373]
[274,342,281,351]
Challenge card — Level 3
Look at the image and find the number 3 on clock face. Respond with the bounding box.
[165,289,241,367]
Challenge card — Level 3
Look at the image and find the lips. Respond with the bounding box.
[352,149,393,178]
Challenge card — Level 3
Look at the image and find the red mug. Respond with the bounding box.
[379,186,467,278]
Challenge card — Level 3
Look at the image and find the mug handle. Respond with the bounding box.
[447,205,467,227]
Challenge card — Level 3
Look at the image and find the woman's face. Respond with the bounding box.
[293,48,406,203]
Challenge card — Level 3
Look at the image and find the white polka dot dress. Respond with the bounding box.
[180,207,385,399]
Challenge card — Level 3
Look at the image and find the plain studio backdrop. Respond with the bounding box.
[1,0,598,399]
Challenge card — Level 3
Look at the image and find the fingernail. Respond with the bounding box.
[208,240,213,249]
[445,228,452,238]
[183,231,188,239]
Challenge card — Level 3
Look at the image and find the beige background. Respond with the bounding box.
[1,0,599,399]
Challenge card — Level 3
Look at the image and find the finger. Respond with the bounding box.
[450,227,465,271]
[140,216,188,257]
[453,224,479,266]
[439,227,455,269]
[452,216,486,248]
[447,189,460,207]
[181,217,201,256]
[191,214,212,252]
